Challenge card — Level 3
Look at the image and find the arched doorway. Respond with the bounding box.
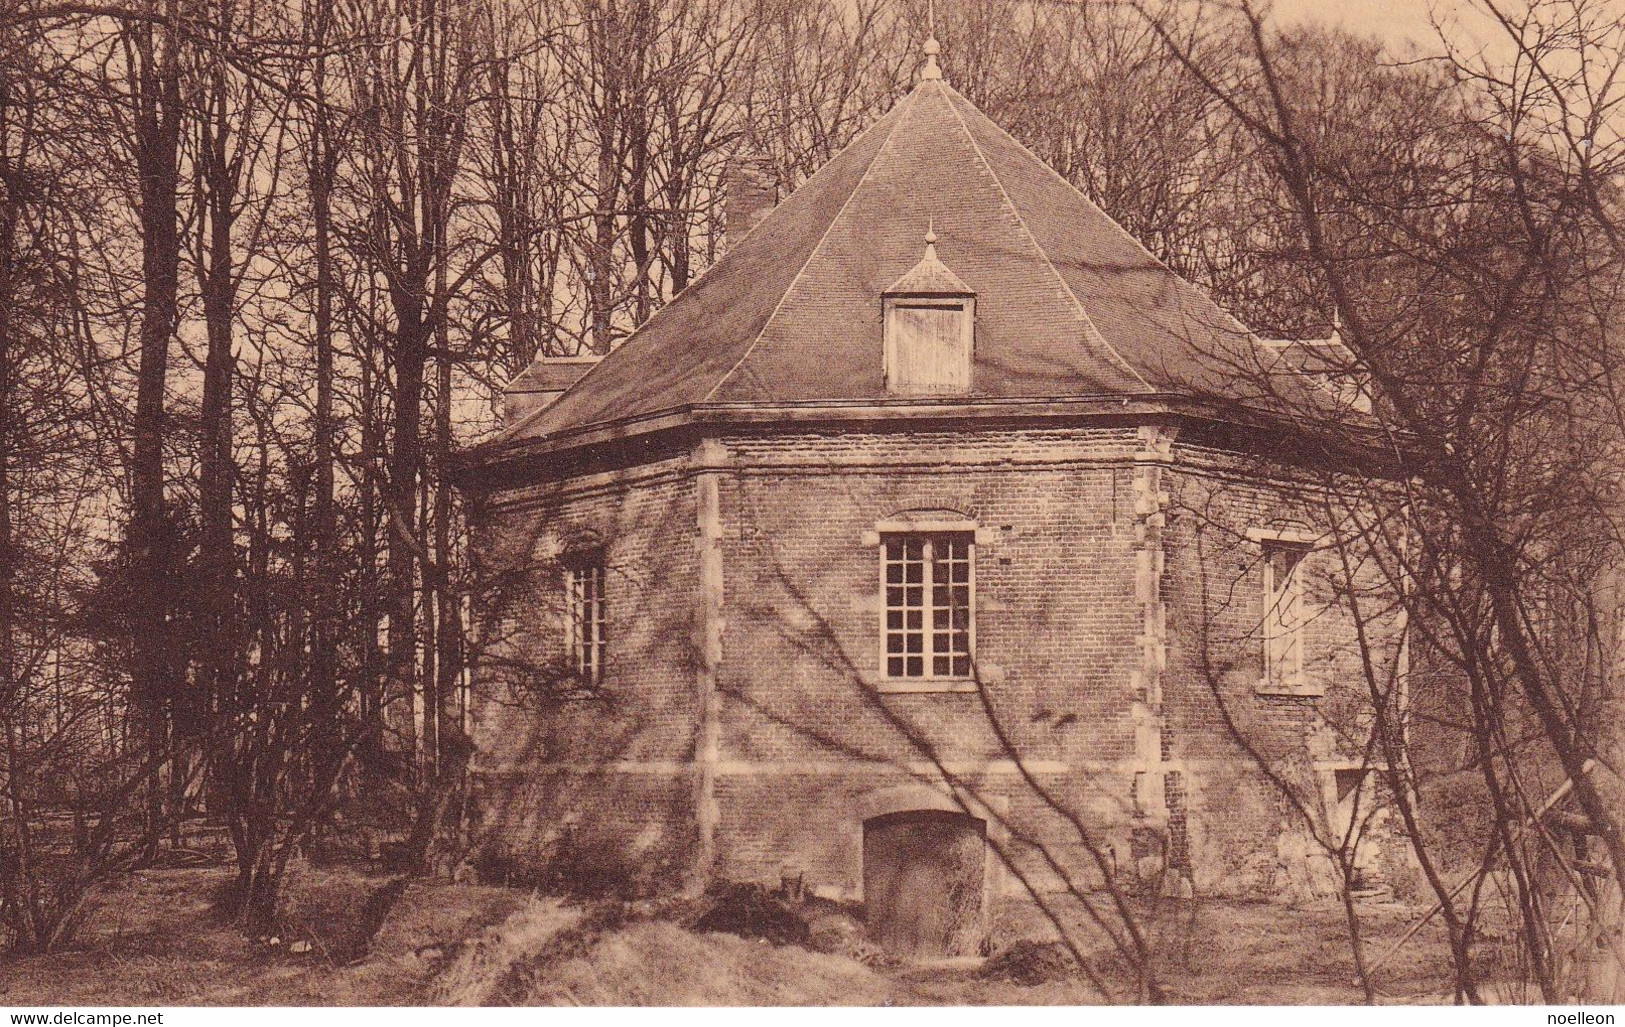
[862,809,986,959]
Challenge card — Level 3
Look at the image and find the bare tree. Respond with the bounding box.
[339,0,483,774]
[1137,0,1625,1000]
[0,12,184,949]
[117,0,188,852]
[735,0,907,193]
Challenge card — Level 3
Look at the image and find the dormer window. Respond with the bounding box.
[883,228,975,395]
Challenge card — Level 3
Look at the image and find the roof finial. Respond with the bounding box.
[924,216,938,260]
[921,0,943,82]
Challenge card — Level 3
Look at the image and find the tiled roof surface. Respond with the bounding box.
[504,78,1322,444]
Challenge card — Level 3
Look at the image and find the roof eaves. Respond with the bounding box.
[462,394,1189,471]
[454,393,1401,486]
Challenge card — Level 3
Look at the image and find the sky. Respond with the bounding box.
[1274,0,1440,41]
[1269,0,1502,52]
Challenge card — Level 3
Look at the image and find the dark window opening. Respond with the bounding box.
[564,554,606,686]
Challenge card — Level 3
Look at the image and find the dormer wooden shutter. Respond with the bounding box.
[886,299,973,394]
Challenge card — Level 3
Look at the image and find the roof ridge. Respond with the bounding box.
[936,83,1154,393]
[945,84,1258,346]
[702,86,921,404]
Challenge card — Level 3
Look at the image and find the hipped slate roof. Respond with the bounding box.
[501,77,1323,448]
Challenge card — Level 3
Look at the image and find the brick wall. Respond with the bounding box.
[465,455,703,881]
[464,420,1405,901]
[709,426,1148,896]
[1161,440,1407,897]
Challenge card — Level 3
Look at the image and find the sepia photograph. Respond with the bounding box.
[0,0,1621,1010]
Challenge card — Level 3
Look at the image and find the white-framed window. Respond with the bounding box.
[1261,540,1309,689]
[565,555,606,685]
[883,532,974,678]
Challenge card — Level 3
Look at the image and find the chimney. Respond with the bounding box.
[502,352,601,427]
[724,150,777,250]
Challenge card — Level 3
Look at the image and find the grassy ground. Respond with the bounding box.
[0,866,1462,1005]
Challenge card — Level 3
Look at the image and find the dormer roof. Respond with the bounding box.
[885,230,973,297]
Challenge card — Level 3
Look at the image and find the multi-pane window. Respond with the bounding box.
[565,557,606,685]
[1262,541,1307,687]
[884,532,973,678]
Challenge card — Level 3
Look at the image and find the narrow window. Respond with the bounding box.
[884,532,973,678]
[565,556,606,685]
[1262,541,1307,688]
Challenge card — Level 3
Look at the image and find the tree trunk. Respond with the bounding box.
[385,313,424,770]
[431,303,460,772]
[307,0,339,762]
[127,0,185,852]
[359,297,383,759]
[195,23,239,759]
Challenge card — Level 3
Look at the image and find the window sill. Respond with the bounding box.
[1254,679,1325,698]
[868,675,980,694]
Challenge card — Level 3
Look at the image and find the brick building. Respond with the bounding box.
[458,43,1404,951]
